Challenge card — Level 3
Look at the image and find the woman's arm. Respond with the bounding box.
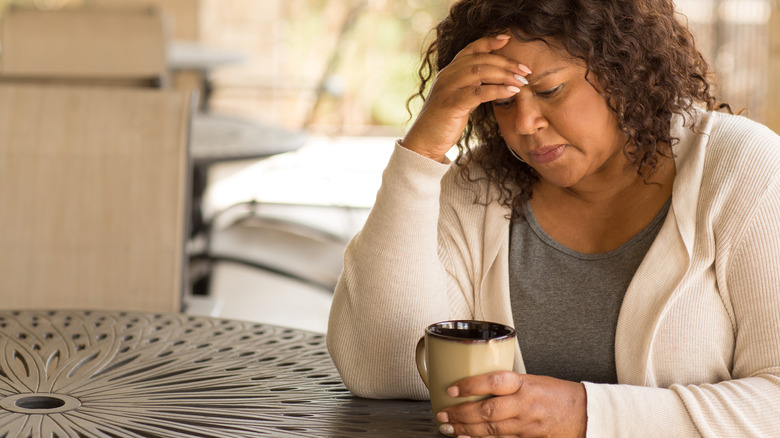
[326,143,453,400]
[438,172,780,438]
[588,175,780,436]
[327,34,530,400]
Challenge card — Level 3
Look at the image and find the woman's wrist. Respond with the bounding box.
[398,136,449,163]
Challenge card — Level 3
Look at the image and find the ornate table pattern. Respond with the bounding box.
[0,310,437,437]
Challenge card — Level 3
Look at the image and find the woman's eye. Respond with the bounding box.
[535,84,563,98]
[492,97,514,108]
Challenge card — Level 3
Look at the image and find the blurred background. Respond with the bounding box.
[1,0,778,333]
[7,0,775,133]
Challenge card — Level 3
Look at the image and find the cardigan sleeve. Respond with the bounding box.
[326,142,459,400]
[676,173,780,436]
[585,160,780,437]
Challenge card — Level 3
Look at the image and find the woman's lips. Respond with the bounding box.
[528,144,566,164]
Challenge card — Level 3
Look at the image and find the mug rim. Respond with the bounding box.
[425,319,516,343]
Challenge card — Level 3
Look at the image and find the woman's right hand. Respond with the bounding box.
[401,34,531,163]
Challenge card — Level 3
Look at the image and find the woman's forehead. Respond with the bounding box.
[492,37,576,68]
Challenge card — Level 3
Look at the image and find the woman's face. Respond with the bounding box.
[491,37,627,190]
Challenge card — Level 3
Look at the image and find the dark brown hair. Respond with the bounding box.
[411,0,727,216]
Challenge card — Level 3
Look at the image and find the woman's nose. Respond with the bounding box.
[514,95,547,135]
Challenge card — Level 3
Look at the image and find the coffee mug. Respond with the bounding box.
[415,320,516,417]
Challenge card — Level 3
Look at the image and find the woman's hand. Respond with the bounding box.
[436,371,587,438]
[401,34,531,163]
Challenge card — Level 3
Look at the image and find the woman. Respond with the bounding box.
[326,0,780,436]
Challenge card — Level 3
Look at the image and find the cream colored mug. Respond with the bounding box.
[415,320,516,419]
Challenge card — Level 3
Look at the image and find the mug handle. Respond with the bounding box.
[415,336,429,388]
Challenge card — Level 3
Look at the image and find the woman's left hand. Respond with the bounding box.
[436,371,587,438]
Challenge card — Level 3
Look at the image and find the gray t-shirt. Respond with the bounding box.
[508,198,670,383]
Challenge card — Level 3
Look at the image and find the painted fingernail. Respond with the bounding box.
[437,412,449,423]
[518,64,532,75]
[496,34,510,40]
[514,74,529,85]
[447,386,460,397]
[507,85,521,93]
[439,423,455,435]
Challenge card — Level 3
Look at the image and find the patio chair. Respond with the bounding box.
[0,6,169,88]
[0,83,194,312]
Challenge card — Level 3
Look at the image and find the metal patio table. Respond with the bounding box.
[0,310,437,437]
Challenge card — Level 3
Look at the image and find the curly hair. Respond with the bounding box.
[410,0,728,217]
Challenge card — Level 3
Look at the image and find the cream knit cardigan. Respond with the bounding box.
[327,110,780,437]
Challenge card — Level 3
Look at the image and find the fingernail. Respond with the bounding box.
[437,412,449,423]
[507,85,521,93]
[518,64,532,75]
[447,386,460,397]
[514,74,529,85]
[439,423,455,435]
[496,34,510,40]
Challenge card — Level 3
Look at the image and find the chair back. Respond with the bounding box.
[89,0,200,40]
[0,7,169,87]
[0,83,193,312]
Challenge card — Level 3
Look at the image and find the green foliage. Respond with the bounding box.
[283,0,451,130]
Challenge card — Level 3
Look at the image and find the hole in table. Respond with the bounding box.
[15,396,65,410]
[0,393,81,414]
